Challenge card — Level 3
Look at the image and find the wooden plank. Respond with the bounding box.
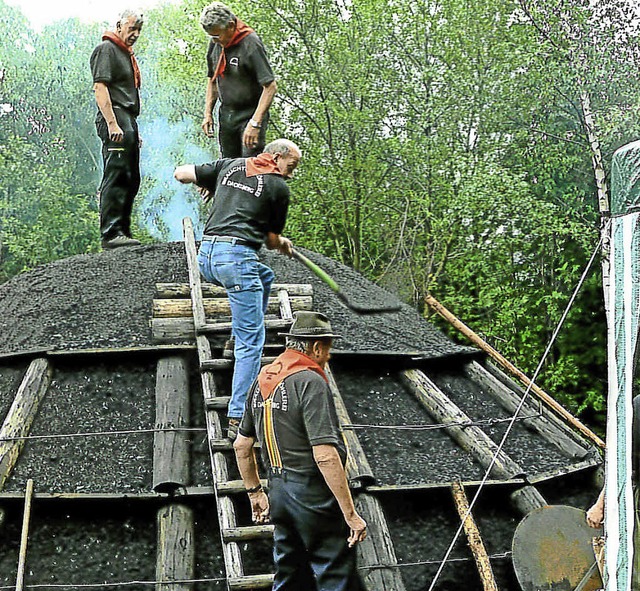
[425,294,605,449]
[151,317,292,342]
[401,369,547,514]
[205,396,232,411]
[222,524,274,542]
[217,479,268,496]
[47,344,196,357]
[153,295,312,319]
[0,358,52,489]
[325,365,375,487]
[466,361,592,458]
[182,217,207,330]
[153,356,190,493]
[228,574,274,590]
[15,479,34,591]
[0,486,216,501]
[356,493,407,591]
[156,282,313,298]
[156,503,195,591]
[450,482,498,591]
[277,288,294,321]
[365,478,527,493]
[526,456,601,484]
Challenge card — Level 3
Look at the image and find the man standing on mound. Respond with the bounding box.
[200,2,277,158]
[174,138,301,439]
[90,9,144,249]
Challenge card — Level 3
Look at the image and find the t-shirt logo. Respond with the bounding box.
[229,57,239,67]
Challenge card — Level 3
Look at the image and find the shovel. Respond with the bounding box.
[291,249,401,315]
[511,505,603,591]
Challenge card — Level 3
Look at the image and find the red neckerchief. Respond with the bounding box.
[102,31,141,88]
[246,153,282,177]
[212,19,254,79]
[258,349,328,401]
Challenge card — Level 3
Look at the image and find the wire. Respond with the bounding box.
[426,221,607,591]
[0,427,206,443]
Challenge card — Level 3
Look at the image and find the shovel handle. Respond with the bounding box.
[291,249,341,294]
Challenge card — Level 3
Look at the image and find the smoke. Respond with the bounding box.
[137,115,212,241]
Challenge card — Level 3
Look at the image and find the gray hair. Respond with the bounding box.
[200,2,236,32]
[265,139,302,159]
[285,337,312,354]
[117,9,144,27]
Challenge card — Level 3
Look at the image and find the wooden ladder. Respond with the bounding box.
[182,217,310,589]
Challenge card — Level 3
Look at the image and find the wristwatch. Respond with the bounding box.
[249,119,262,128]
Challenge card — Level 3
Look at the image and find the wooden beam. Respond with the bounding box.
[222,524,274,542]
[153,296,312,319]
[464,361,593,460]
[425,294,605,449]
[153,356,190,493]
[182,217,207,330]
[325,365,375,487]
[156,282,313,298]
[0,358,52,489]
[401,369,546,514]
[356,493,407,591]
[156,503,195,591]
[15,479,34,591]
[151,317,291,342]
[201,357,277,372]
[450,482,498,591]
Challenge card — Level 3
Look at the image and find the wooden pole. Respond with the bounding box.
[450,482,498,591]
[401,369,547,514]
[424,294,605,449]
[0,359,52,489]
[15,479,34,591]
[356,493,407,591]
[156,503,195,591]
[152,296,312,318]
[153,356,190,493]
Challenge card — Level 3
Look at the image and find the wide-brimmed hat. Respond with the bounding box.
[279,311,341,339]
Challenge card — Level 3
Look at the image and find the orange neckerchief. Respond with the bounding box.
[246,153,282,177]
[258,349,328,401]
[212,19,254,79]
[102,31,141,88]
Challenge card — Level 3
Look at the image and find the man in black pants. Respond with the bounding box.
[90,9,144,249]
[234,311,367,591]
[200,2,277,158]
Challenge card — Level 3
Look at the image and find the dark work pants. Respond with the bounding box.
[268,471,360,591]
[96,108,140,240]
[218,106,268,159]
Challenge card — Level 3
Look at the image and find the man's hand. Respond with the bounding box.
[107,121,125,143]
[202,115,215,137]
[277,237,293,257]
[346,512,367,547]
[243,123,260,150]
[248,490,270,524]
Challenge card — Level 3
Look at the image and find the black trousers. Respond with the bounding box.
[96,108,140,240]
[218,106,268,159]
[268,471,361,591]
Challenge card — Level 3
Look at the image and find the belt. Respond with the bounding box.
[202,235,259,250]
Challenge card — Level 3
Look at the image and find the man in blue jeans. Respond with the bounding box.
[174,138,301,438]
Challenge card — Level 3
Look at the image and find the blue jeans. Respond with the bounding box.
[198,239,274,418]
[268,471,360,591]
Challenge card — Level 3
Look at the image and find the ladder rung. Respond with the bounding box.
[217,479,268,495]
[222,524,274,542]
[205,396,231,410]
[228,574,275,590]
[201,357,277,371]
[197,318,292,334]
[209,438,234,451]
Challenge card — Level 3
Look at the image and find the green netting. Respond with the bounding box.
[611,141,640,215]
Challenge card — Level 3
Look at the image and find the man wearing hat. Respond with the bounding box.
[234,311,367,590]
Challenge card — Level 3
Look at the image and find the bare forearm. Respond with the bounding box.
[234,437,262,490]
[313,446,357,519]
[93,83,117,125]
[251,80,277,125]
[204,77,219,118]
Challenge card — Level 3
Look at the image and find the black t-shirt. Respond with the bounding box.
[196,158,289,246]
[90,40,140,117]
[206,33,275,110]
[239,369,347,476]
